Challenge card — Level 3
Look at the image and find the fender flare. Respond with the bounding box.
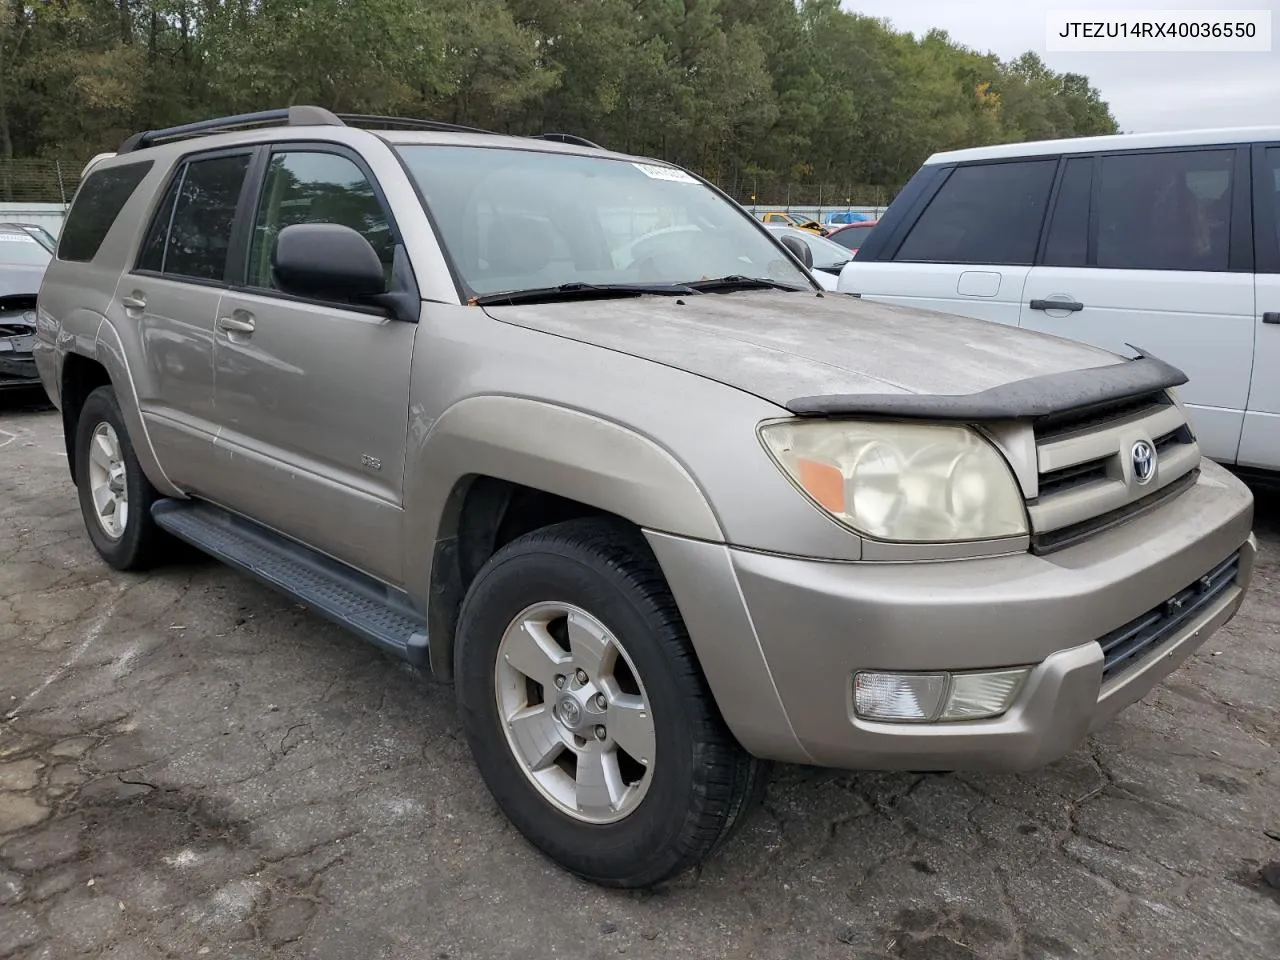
[408,395,725,554]
[57,310,180,497]
[404,395,727,677]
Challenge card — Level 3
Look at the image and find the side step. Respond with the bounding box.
[151,498,429,666]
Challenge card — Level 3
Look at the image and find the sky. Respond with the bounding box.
[845,0,1280,132]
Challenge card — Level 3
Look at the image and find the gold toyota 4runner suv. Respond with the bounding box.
[34,107,1256,888]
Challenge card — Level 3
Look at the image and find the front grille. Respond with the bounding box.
[1098,551,1241,682]
[1026,390,1200,549]
[1033,391,1171,443]
[1154,424,1193,455]
[1037,458,1108,499]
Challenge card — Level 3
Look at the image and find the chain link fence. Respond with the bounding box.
[706,176,899,224]
[0,159,84,204]
[0,158,902,220]
[708,175,898,209]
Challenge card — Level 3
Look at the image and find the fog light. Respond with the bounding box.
[853,668,1031,723]
[941,668,1029,720]
[854,672,947,722]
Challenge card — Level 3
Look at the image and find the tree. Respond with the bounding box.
[0,0,1120,201]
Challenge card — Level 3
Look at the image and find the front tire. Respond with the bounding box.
[455,517,764,888]
[74,385,171,571]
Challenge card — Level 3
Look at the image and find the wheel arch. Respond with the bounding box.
[407,395,726,681]
[59,320,180,497]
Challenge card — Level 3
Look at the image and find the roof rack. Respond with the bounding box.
[118,105,343,154]
[116,105,608,155]
[334,114,496,136]
[530,132,604,149]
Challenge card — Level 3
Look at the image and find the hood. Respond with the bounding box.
[483,290,1128,408]
[0,263,46,300]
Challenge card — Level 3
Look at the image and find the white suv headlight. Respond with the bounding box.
[759,419,1028,542]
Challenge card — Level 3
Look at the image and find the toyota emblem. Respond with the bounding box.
[1131,440,1156,485]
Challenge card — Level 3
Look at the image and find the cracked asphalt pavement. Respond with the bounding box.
[1,399,1278,960]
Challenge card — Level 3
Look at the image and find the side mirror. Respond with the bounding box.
[780,234,813,269]
[272,223,386,301]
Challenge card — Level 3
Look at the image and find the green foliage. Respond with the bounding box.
[0,0,1119,196]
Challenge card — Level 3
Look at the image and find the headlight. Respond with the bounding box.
[759,419,1027,542]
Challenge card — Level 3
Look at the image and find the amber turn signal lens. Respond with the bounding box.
[796,458,845,514]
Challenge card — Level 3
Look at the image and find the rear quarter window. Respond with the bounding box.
[893,160,1057,265]
[58,161,154,263]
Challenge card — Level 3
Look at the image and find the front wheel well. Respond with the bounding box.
[60,354,112,484]
[427,477,633,681]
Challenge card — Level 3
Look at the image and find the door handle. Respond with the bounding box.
[1264,312,1280,325]
[1029,298,1084,312]
[217,315,256,334]
[121,295,146,311]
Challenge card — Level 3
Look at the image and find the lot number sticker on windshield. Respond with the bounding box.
[0,233,35,243]
[633,163,698,183]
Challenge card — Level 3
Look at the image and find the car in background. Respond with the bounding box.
[0,222,57,252]
[825,211,872,226]
[826,219,879,254]
[837,126,1280,474]
[759,211,829,235]
[0,224,52,391]
[763,224,853,290]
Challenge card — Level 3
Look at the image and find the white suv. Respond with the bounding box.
[838,127,1280,475]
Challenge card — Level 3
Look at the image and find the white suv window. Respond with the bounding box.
[1095,149,1234,271]
[893,160,1057,265]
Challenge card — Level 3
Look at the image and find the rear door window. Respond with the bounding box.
[137,152,252,282]
[57,160,154,262]
[1094,149,1234,271]
[893,160,1057,265]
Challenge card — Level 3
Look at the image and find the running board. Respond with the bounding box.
[151,498,429,665]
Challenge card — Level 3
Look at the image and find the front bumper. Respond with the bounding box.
[646,459,1255,770]
[0,326,39,389]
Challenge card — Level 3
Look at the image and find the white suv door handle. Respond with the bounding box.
[121,295,146,311]
[217,315,256,334]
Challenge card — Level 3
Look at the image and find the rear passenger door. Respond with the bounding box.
[1020,147,1255,465]
[848,159,1057,326]
[1242,144,1280,470]
[117,148,254,489]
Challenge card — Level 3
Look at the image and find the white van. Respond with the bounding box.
[838,127,1280,475]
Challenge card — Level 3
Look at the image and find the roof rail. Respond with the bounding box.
[117,105,343,154]
[335,114,497,136]
[531,132,604,149]
[115,106,609,156]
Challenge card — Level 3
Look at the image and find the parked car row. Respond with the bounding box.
[27,108,1259,891]
[0,222,52,391]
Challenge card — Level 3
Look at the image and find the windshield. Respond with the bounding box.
[769,226,854,269]
[395,146,812,297]
[0,231,51,266]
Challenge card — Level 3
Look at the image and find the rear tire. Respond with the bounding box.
[455,517,763,888]
[74,385,172,571]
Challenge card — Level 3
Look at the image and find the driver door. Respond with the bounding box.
[208,145,417,584]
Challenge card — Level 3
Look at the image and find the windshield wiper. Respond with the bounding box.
[683,275,809,293]
[472,281,694,306]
